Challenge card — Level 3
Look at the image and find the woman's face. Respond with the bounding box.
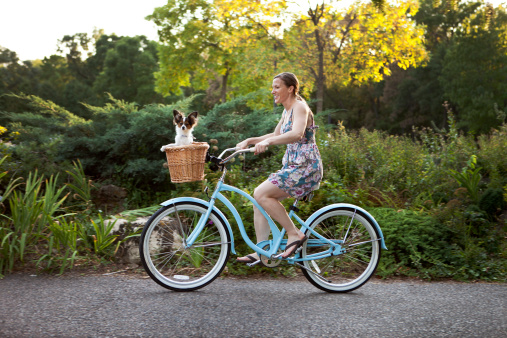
[271,78,294,104]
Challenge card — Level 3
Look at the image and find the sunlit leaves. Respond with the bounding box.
[148,0,287,103]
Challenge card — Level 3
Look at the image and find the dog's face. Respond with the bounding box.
[173,110,198,131]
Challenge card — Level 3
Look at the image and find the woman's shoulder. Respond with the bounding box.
[293,100,310,113]
[292,101,311,121]
[294,99,308,109]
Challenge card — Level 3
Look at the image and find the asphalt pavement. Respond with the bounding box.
[0,273,505,337]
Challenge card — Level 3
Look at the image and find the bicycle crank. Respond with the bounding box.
[260,244,282,268]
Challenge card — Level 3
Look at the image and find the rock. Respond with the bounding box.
[93,184,128,213]
[106,215,188,266]
[105,216,150,265]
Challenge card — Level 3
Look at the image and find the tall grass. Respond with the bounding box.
[0,161,127,276]
[1,170,70,275]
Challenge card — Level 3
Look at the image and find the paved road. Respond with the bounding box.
[0,274,505,337]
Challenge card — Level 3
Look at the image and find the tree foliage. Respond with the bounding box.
[93,36,161,104]
[148,0,287,105]
[440,4,507,132]
[1,33,164,117]
[283,0,427,113]
[378,0,507,133]
[1,1,506,133]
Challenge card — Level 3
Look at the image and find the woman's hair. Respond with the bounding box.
[274,72,304,101]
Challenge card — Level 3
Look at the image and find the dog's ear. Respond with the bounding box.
[173,110,183,124]
[188,111,198,120]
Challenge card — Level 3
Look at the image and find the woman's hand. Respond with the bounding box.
[254,140,269,155]
[236,139,249,150]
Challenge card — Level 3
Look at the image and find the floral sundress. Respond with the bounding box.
[268,109,323,198]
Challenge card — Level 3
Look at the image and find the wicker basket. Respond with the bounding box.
[164,142,210,183]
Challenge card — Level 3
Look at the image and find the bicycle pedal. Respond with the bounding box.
[246,259,262,267]
[272,253,284,260]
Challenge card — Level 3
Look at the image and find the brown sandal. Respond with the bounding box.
[282,235,308,258]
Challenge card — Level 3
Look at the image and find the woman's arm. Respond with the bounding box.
[236,114,284,149]
[253,102,308,154]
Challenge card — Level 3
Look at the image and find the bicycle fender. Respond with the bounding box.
[306,203,388,250]
[160,197,236,254]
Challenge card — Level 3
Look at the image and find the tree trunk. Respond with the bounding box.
[316,42,325,114]
[220,64,229,103]
[274,43,278,109]
[310,4,325,114]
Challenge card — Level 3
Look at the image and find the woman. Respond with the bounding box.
[236,72,323,262]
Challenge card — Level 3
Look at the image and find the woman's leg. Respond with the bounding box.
[253,204,271,244]
[237,180,306,261]
[235,205,271,262]
[254,181,306,258]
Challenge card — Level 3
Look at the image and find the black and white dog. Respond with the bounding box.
[160,110,198,151]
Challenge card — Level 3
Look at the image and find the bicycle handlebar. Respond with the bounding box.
[217,147,248,159]
[206,146,266,169]
[219,147,257,164]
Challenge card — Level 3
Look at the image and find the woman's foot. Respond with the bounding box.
[236,254,259,263]
[282,232,308,258]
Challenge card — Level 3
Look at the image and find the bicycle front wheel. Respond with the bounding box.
[139,202,231,291]
[300,207,381,293]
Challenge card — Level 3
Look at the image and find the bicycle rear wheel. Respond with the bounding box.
[300,207,381,292]
[139,202,231,291]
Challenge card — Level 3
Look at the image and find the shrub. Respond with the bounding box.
[370,208,455,279]
[477,123,507,188]
[478,187,505,220]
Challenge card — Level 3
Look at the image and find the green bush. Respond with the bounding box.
[479,187,505,219]
[477,124,507,188]
[370,208,456,279]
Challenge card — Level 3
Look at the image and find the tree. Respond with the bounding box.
[0,48,40,112]
[440,3,507,132]
[379,0,497,132]
[283,0,427,114]
[93,36,162,105]
[414,0,482,51]
[85,33,121,85]
[148,0,286,105]
[57,33,94,84]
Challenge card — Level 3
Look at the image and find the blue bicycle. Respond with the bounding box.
[139,147,387,292]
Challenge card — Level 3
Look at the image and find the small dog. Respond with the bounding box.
[160,110,198,151]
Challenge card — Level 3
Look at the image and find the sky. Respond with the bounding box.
[0,0,168,61]
[1,0,505,62]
